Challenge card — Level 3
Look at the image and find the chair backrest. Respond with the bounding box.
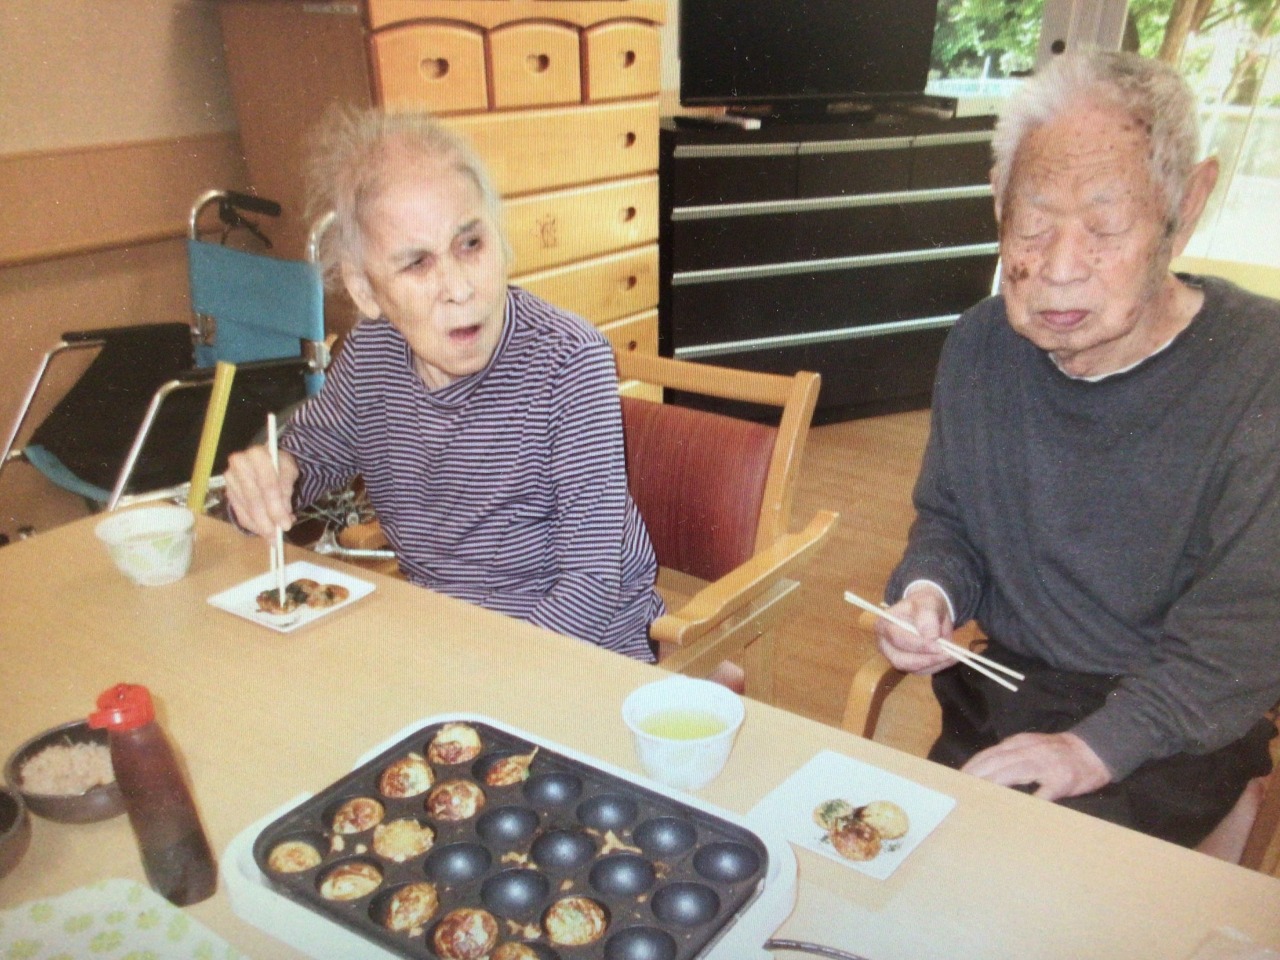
[187,240,327,395]
[615,351,821,581]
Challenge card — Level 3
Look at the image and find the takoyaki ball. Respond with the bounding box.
[492,944,541,960]
[255,579,309,614]
[428,723,483,765]
[319,860,382,900]
[857,800,910,841]
[813,798,855,832]
[379,753,435,798]
[267,839,322,873]
[332,796,385,834]
[383,882,439,934]
[306,582,349,608]
[432,907,499,960]
[484,749,538,787]
[830,817,882,861]
[372,818,435,862]
[426,779,486,821]
[544,896,608,946]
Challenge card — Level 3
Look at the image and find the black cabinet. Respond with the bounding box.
[659,114,999,420]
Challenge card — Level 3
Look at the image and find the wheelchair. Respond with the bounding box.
[0,190,333,514]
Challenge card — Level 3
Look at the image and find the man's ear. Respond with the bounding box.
[991,168,1003,229]
[1171,156,1220,257]
[342,260,381,320]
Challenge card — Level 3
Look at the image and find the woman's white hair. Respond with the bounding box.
[991,50,1202,228]
[306,106,509,289]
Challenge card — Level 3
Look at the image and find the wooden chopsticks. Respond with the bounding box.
[266,412,286,607]
[843,590,1024,692]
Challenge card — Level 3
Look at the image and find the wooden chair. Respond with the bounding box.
[842,609,1280,874]
[614,350,839,702]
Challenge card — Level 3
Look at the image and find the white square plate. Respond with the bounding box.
[207,560,374,633]
[748,749,955,880]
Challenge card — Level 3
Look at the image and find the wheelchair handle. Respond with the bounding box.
[189,189,282,240]
[222,191,281,218]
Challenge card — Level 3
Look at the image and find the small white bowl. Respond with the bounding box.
[622,675,745,791]
[94,505,195,586]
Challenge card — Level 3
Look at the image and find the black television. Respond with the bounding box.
[679,0,942,115]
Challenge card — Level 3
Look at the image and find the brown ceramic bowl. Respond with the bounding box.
[5,720,125,823]
[0,785,31,879]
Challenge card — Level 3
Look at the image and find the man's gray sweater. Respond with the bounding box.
[888,276,1280,780]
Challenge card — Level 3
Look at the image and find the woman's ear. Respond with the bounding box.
[342,260,381,320]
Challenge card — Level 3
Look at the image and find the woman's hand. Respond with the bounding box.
[224,445,299,538]
[874,584,957,675]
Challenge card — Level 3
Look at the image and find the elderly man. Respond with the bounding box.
[226,108,663,662]
[874,50,1280,849]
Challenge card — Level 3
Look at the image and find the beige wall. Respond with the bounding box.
[0,0,247,534]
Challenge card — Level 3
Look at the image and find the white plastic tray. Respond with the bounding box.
[222,713,797,960]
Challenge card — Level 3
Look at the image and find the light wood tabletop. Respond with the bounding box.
[2,513,1278,959]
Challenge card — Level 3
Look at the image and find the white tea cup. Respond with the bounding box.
[622,675,745,790]
[94,505,195,586]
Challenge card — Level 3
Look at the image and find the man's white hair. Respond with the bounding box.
[991,50,1202,229]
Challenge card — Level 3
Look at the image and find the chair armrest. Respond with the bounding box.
[650,509,838,647]
[840,610,989,740]
[841,647,907,740]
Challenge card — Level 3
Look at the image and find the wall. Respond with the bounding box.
[0,0,248,535]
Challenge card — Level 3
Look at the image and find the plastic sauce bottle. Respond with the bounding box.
[88,684,217,905]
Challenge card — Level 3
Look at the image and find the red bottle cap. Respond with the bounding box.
[88,684,155,731]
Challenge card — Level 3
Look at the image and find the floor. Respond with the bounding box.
[769,408,940,758]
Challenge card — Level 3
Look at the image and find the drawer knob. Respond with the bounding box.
[619,206,637,224]
[619,131,637,150]
[526,53,551,75]
[619,49,637,70]
[619,275,638,292]
[419,57,449,81]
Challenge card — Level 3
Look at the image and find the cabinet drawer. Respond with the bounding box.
[671,254,998,345]
[583,20,660,102]
[796,138,912,197]
[514,244,658,323]
[600,309,658,355]
[669,143,797,205]
[489,21,581,109]
[452,101,659,196]
[911,131,994,189]
[671,191,996,270]
[370,22,488,114]
[674,327,949,416]
[506,176,657,273]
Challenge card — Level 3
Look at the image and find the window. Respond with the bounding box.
[926,0,1279,267]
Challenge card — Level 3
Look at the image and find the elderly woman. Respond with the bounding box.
[225,109,663,662]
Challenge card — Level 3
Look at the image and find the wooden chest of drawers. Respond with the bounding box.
[216,0,663,359]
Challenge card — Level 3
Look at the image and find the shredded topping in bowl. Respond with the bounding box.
[20,741,114,796]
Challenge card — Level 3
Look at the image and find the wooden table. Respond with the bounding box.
[2,514,1279,959]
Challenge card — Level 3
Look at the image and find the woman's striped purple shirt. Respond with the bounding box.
[281,286,663,661]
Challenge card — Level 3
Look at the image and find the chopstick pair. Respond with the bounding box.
[843,590,1024,693]
[266,413,286,607]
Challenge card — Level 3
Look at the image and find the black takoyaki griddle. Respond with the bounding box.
[226,715,796,960]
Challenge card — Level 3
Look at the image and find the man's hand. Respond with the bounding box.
[873,584,956,675]
[224,445,299,539]
[961,732,1112,801]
